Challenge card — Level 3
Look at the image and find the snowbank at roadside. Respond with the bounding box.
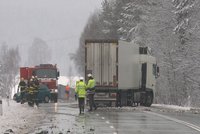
[152,104,191,111]
[0,99,44,134]
[152,104,200,114]
[90,104,200,114]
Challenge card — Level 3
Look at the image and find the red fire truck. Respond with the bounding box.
[20,64,60,102]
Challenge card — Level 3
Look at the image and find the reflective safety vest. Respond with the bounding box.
[76,81,86,98]
[87,79,96,89]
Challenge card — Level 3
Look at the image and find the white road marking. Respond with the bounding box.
[145,111,200,132]
[95,114,115,133]
[106,120,110,124]
[110,126,114,129]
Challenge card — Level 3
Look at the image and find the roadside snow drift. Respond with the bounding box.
[0,99,45,134]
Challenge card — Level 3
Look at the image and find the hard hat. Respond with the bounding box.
[32,76,35,78]
[87,73,92,77]
[79,77,84,80]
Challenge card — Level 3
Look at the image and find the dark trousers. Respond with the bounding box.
[88,93,96,111]
[21,91,25,100]
[78,98,85,114]
[28,91,39,106]
[20,91,26,104]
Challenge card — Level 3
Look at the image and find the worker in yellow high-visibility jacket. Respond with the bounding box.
[86,74,97,111]
[76,77,86,114]
[74,80,79,101]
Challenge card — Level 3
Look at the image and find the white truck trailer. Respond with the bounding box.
[85,40,159,107]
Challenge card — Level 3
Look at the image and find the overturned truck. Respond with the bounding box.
[85,40,159,107]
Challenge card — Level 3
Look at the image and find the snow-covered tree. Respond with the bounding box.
[100,0,118,39]
[118,0,152,45]
[171,0,200,106]
[0,43,20,98]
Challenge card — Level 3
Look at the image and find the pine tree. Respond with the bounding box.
[0,44,20,98]
[172,0,200,106]
[118,0,151,45]
[100,0,118,39]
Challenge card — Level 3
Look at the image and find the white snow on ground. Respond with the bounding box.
[0,99,44,134]
[152,104,191,111]
[0,76,79,133]
[152,104,200,114]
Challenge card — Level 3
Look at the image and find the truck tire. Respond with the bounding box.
[145,92,153,107]
[44,96,50,103]
[140,92,146,106]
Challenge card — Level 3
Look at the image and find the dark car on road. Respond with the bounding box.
[13,84,51,103]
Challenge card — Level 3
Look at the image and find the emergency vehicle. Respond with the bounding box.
[20,64,60,102]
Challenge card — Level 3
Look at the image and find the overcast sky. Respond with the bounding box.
[0,0,103,76]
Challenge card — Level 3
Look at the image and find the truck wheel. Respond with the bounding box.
[140,93,146,106]
[44,96,50,103]
[145,92,153,107]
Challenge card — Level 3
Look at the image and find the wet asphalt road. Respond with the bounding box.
[29,101,200,134]
[29,102,85,134]
[86,110,200,134]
